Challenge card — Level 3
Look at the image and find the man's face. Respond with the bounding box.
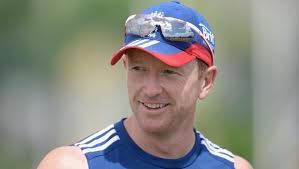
[125,49,206,134]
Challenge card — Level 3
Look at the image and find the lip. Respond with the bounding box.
[138,101,170,114]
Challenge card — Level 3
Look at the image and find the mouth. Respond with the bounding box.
[138,101,170,110]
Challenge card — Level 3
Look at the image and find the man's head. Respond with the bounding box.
[111,1,217,133]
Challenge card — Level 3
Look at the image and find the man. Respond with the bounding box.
[38,1,253,169]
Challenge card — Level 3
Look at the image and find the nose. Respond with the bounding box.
[143,73,163,98]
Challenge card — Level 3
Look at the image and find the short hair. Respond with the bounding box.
[197,59,209,72]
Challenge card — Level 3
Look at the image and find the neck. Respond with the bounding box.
[124,117,195,159]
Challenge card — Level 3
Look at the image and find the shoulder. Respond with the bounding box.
[37,146,88,169]
[74,123,121,159]
[197,132,235,165]
[234,155,254,169]
[197,132,253,169]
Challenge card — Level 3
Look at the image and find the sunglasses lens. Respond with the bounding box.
[126,15,156,37]
[157,17,193,42]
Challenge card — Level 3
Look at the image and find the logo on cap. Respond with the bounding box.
[199,23,215,46]
[150,11,164,18]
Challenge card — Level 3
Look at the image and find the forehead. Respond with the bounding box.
[126,49,153,62]
[126,49,198,70]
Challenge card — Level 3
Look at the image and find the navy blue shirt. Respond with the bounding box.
[75,119,235,169]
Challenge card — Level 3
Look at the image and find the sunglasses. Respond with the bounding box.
[125,14,214,60]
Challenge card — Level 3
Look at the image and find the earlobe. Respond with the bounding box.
[199,66,217,100]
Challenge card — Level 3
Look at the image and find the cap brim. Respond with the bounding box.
[111,38,196,67]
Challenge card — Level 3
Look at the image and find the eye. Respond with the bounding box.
[131,66,146,71]
[164,69,179,75]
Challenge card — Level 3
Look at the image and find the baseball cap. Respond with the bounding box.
[111,1,215,67]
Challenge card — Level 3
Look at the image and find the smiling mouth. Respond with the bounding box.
[139,101,170,110]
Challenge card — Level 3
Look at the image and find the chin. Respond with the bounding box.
[138,117,170,134]
[131,104,173,134]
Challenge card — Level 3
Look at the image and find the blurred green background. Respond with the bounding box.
[0,0,297,169]
[0,0,251,168]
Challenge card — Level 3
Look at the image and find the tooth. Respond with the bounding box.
[144,103,166,109]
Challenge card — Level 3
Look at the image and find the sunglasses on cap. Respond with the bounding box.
[125,14,214,60]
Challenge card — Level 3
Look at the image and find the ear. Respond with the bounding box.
[199,65,217,100]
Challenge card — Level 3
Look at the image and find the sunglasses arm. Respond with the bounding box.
[186,22,214,64]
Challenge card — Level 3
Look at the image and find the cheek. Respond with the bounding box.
[127,74,143,101]
[127,78,136,99]
[177,77,200,95]
[176,80,201,106]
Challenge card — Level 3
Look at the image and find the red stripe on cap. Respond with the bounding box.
[111,43,213,67]
[185,43,213,66]
[111,46,195,67]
